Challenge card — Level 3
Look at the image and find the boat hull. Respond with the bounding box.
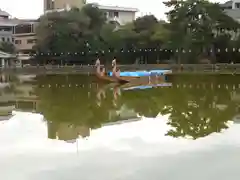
[96,73,118,82]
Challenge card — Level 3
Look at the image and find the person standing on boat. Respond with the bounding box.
[112,58,120,77]
[95,58,106,77]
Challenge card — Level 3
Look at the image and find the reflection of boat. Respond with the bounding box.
[0,82,10,89]
[17,75,36,82]
[121,83,172,90]
[116,75,172,90]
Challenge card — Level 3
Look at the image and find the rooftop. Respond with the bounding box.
[0,9,10,17]
[0,18,38,27]
[97,5,138,12]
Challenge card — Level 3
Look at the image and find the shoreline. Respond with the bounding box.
[0,64,239,75]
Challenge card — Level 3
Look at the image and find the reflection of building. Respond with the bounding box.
[0,74,38,112]
[108,105,138,122]
[0,103,14,120]
[47,121,90,142]
[102,118,141,127]
[233,114,240,123]
[44,0,86,13]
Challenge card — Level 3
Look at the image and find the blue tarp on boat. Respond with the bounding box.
[108,70,171,77]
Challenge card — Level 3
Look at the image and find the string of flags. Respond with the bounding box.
[31,48,240,56]
[38,83,240,90]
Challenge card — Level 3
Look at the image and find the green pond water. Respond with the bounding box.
[1,74,240,141]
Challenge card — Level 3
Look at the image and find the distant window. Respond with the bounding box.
[46,0,53,10]
[7,38,10,42]
[235,3,240,9]
[15,24,32,34]
[1,37,5,42]
[27,39,36,44]
[109,11,119,18]
[15,40,22,44]
[114,12,119,17]
[12,38,14,42]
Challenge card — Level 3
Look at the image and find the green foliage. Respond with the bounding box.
[35,1,240,64]
[164,0,240,63]
[0,41,16,54]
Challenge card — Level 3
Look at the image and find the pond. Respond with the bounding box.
[1,73,240,180]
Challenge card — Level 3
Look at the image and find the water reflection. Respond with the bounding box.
[1,73,240,142]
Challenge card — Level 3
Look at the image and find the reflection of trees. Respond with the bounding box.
[35,75,125,129]
[34,74,240,140]
[161,75,239,139]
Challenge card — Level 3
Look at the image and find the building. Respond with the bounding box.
[220,0,240,22]
[0,9,15,44]
[44,0,86,13]
[13,20,38,55]
[0,9,38,62]
[97,5,138,25]
[43,0,137,25]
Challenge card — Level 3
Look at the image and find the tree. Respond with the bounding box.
[164,0,240,63]
[0,41,16,54]
[35,5,108,55]
[35,9,90,54]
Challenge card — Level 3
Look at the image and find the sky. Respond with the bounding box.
[0,0,226,20]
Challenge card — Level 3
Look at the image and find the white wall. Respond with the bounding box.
[232,0,240,9]
[118,11,135,25]
[106,11,136,25]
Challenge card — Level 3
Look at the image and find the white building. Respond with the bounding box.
[0,10,15,44]
[97,5,138,25]
[220,0,240,22]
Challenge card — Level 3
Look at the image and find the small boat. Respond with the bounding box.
[17,75,36,82]
[109,59,172,78]
[0,82,10,89]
